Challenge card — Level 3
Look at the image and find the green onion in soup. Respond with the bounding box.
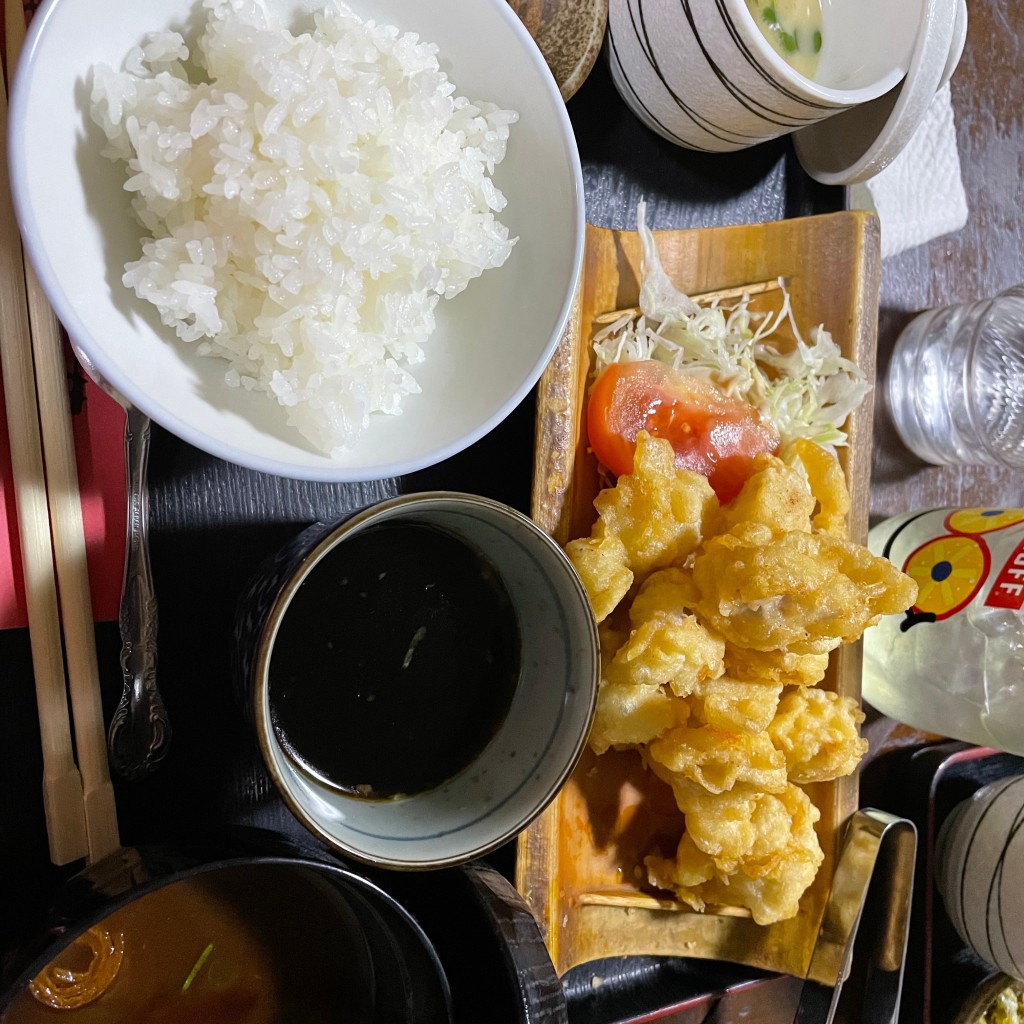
[746,0,823,80]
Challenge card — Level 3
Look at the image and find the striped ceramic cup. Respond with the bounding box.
[606,0,922,152]
[935,774,1024,981]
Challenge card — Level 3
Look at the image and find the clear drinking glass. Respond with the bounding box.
[886,284,1024,467]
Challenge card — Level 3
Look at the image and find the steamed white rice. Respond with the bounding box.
[90,0,518,455]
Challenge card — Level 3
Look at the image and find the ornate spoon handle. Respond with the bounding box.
[107,404,171,778]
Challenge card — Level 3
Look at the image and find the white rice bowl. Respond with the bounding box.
[11,0,583,479]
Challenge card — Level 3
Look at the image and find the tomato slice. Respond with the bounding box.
[587,360,780,503]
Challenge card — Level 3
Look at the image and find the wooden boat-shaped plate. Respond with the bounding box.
[515,211,882,981]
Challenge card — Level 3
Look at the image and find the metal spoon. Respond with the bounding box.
[73,348,171,778]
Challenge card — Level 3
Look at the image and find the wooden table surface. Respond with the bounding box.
[2,0,1022,1021]
[870,0,1024,518]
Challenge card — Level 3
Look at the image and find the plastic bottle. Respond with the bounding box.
[863,507,1024,754]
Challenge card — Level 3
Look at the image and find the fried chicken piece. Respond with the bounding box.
[714,452,815,536]
[623,572,692,633]
[606,613,725,696]
[660,777,765,861]
[691,521,919,654]
[628,567,701,626]
[592,432,718,581]
[589,681,689,754]
[645,782,824,925]
[565,531,633,623]
[644,768,769,863]
[646,832,716,900]
[589,603,723,753]
[767,687,868,784]
[722,644,830,686]
[647,722,787,795]
[690,676,783,734]
[598,615,629,663]
[782,438,851,537]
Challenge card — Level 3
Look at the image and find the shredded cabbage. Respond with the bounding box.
[592,201,871,448]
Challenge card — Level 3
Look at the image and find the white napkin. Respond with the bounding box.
[849,83,968,259]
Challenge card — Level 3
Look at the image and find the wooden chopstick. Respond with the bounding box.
[0,46,87,866]
[3,1,119,863]
[593,277,785,324]
[24,270,121,864]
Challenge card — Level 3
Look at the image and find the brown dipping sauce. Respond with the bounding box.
[269,520,521,799]
[1,866,372,1024]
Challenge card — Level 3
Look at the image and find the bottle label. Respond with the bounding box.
[872,508,1024,630]
[985,534,1024,610]
[866,507,1024,750]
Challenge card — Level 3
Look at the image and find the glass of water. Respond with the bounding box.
[886,284,1024,467]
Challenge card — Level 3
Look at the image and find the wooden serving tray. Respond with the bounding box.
[516,211,882,981]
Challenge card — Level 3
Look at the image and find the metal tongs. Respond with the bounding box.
[794,808,917,1024]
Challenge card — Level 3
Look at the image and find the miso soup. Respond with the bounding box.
[2,865,373,1024]
[745,0,824,80]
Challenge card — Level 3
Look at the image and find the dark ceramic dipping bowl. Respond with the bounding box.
[0,836,451,1024]
[236,492,599,870]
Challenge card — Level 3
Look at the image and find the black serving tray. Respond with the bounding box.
[0,48,844,1024]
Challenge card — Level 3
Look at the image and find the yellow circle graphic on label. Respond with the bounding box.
[946,508,1024,535]
[904,535,990,619]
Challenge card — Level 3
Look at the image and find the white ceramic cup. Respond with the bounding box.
[606,0,959,155]
[935,774,1024,981]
